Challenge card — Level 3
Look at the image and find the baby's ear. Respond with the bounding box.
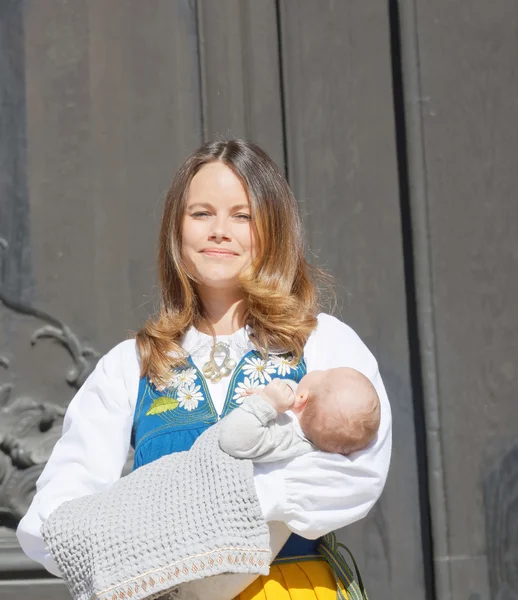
[293,390,309,410]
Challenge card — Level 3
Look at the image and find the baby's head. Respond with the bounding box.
[292,367,380,455]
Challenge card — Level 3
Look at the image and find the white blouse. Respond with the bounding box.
[16,313,392,577]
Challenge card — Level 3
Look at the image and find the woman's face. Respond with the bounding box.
[181,162,256,291]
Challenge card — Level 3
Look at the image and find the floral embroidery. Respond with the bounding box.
[268,355,294,377]
[133,350,307,458]
[232,377,266,404]
[172,367,197,389]
[242,357,276,384]
[177,382,204,411]
[145,367,203,417]
[141,353,304,424]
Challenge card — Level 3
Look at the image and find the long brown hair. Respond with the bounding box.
[136,139,331,388]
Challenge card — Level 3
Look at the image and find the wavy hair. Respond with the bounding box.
[136,139,332,388]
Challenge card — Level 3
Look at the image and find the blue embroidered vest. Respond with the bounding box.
[131,349,319,558]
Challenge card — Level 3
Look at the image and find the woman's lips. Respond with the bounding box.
[201,249,237,257]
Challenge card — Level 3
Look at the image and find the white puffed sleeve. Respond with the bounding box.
[16,339,139,576]
[253,313,392,538]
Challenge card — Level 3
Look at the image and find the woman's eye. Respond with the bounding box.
[234,214,252,221]
[191,211,211,218]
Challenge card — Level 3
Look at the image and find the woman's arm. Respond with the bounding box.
[252,313,392,538]
[16,340,139,576]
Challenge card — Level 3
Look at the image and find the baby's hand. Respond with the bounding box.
[259,379,295,413]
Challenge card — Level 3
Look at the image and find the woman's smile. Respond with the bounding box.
[200,248,239,257]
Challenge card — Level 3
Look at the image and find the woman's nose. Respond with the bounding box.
[209,217,231,241]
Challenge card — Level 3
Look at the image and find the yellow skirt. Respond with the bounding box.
[235,558,338,600]
[234,533,367,600]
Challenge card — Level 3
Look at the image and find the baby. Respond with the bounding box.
[219,366,381,462]
[181,367,380,599]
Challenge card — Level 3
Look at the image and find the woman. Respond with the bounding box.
[17,139,392,599]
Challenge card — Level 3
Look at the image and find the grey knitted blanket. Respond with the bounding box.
[41,423,271,600]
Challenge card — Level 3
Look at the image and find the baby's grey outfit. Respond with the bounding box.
[219,392,314,463]
[41,423,271,600]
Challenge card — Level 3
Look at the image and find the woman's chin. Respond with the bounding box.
[196,273,242,292]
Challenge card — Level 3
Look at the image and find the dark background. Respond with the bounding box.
[1,2,517,599]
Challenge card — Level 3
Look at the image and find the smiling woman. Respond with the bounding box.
[182,162,256,291]
[16,139,391,600]
[138,139,322,390]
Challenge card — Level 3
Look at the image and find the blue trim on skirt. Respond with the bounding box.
[276,533,320,558]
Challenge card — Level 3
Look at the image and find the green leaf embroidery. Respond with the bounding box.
[146,396,179,416]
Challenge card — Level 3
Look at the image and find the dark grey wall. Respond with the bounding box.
[399,1,518,599]
[1,2,516,599]
[278,3,424,598]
